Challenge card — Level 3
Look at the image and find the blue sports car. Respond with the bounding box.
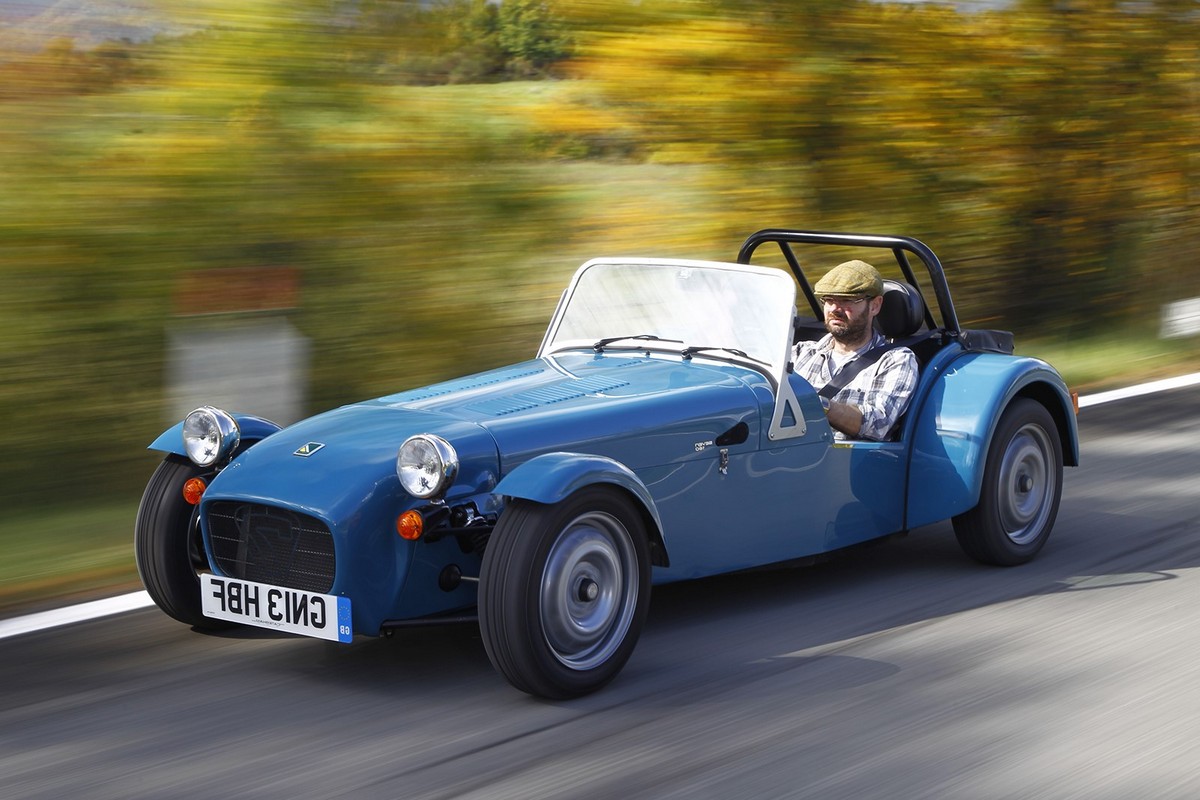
[136,229,1079,698]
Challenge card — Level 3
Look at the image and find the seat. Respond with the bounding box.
[875,279,926,340]
[873,281,934,441]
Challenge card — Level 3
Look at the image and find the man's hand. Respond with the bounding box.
[825,401,864,439]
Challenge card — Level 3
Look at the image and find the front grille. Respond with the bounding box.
[206,502,336,593]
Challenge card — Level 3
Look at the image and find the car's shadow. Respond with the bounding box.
[251,536,1187,707]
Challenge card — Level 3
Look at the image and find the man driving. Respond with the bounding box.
[792,260,919,441]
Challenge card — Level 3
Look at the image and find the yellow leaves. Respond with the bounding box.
[556,16,810,160]
[582,17,791,95]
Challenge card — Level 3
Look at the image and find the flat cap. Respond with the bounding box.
[813,260,884,299]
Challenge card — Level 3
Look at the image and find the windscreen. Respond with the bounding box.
[540,260,796,380]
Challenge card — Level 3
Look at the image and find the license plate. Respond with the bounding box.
[201,574,352,643]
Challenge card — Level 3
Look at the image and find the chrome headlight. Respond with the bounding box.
[182,406,241,467]
[397,434,458,499]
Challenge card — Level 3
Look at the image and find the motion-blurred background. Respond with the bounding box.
[2,0,1198,609]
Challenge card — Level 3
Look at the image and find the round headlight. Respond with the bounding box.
[182,406,241,467]
[397,434,458,499]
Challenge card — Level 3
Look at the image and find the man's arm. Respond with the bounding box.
[827,349,920,440]
[825,400,864,438]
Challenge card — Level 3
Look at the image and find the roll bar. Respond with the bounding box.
[736,229,959,335]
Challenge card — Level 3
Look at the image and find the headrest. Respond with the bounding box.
[875,280,926,339]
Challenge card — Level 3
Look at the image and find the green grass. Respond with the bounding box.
[1021,331,1200,393]
[0,501,142,614]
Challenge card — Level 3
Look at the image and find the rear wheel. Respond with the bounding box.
[478,487,651,699]
[134,455,231,628]
[953,399,1063,566]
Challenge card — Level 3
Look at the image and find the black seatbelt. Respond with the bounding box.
[817,344,898,400]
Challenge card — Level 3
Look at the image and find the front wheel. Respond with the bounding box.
[478,487,651,699]
[134,455,231,628]
[953,398,1063,566]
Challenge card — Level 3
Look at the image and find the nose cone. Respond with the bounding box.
[206,403,498,521]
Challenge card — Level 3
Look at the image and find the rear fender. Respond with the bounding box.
[907,353,1079,529]
[494,452,669,566]
[148,414,283,457]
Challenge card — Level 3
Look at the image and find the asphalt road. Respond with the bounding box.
[3,387,1198,799]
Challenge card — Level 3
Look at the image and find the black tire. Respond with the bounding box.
[134,455,231,629]
[478,486,652,699]
[953,398,1063,566]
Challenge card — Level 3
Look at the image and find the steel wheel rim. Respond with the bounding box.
[540,511,638,671]
[997,423,1054,545]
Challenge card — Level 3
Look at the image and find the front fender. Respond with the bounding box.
[148,413,284,457]
[494,452,668,564]
[907,353,1078,529]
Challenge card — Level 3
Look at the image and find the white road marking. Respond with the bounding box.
[1077,371,1200,408]
[0,591,152,641]
[3,370,1199,640]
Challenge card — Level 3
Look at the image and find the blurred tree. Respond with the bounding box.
[442,0,508,83]
[546,0,1200,330]
[964,0,1193,328]
[348,0,572,85]
[0,37,151,98]
[497,0,572,77]
[0,0,563,510]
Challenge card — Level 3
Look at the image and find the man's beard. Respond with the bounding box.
[825,312,871,346]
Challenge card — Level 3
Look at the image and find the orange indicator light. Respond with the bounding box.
[397,509,424,540]
[182,477,207,505]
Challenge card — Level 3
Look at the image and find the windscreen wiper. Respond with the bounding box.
[680,346,769,367]
[592,334,681,352]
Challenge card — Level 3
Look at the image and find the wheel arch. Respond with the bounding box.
[907,353,1078,529]
[148,413,283,457]
[494,452,669,567]
[135,453,233,628]
[1010,379,1079,468]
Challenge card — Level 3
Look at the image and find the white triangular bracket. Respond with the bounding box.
[768,374,808,441]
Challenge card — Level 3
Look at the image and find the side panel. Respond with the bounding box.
[724,374,908,568]
[494,376,913,584]
[906,353,1078,529]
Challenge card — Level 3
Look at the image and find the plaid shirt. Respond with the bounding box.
[792,331,919,441]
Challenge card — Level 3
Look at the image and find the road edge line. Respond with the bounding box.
[0,591,153,641]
